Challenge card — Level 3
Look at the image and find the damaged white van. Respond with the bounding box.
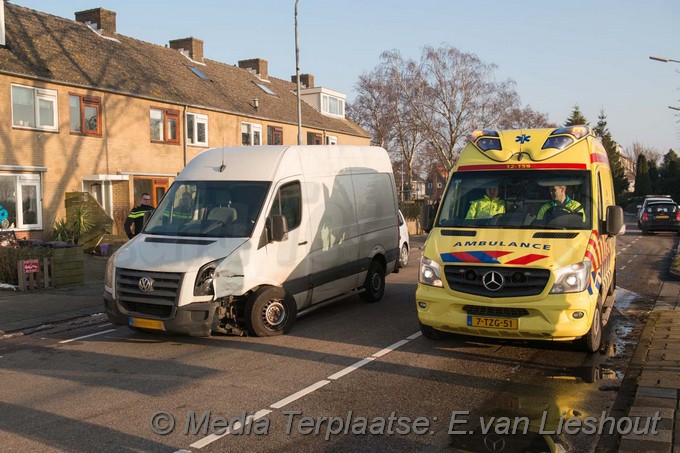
[104,146,399,336]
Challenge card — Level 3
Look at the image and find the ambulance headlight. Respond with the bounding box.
[550,261,592,294]
[194,259,223,296]
[419,257,443,287]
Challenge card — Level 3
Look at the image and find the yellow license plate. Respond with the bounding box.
[129,317,164,330]
[467,316,518,330]
[656,215,669,219]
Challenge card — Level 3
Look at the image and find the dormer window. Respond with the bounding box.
[322,94,344,117]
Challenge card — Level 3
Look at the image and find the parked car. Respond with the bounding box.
[398,210,410,267]
[640,201,680,235]
[638,195,674,228]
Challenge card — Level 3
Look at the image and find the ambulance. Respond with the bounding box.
[416,126,624,352]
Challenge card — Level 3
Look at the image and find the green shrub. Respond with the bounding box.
[0,246,52,285]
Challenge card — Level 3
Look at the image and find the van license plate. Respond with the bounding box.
[467,316,518,330]
[129,317,164,330]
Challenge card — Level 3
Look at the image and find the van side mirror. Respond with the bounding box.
[268,215,288,242]
[420,205,435,233]
[606,205,625,236]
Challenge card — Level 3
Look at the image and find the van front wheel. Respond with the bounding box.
[360,260,385,303]
[245,286,296,337]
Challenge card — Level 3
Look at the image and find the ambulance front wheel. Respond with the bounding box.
[245,286,296,337]
[420,322,445,340]
[580,300,603,353]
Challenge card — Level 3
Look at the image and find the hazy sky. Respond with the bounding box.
[13,1,680,154]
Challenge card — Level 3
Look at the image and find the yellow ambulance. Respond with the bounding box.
[416,126,624,352]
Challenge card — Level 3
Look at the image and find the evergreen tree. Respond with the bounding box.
[659,150,680,200]
[648,160,660,193]
[593,110,629,196]
[564,105,589,126]
[634,154,652,196]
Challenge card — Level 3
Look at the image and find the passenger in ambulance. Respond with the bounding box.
[536,185,585,222]
[465,185,506,219]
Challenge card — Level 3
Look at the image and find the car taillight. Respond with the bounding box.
[642,213,648,222]
[676,211,680,221]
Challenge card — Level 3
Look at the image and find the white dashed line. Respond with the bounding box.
[189,409,272,449]
[191,330,422,449]
[620,266,626,270]
[58,329,117,344]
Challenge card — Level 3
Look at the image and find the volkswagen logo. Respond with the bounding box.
[138,276,154,293]
[482,271,504,292]
[483,434,506,452]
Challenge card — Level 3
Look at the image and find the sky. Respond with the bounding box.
[13,0,680,154]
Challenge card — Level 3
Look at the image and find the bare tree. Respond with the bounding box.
[625,141,662,165]
[347,67,396,149]
[497,105,557,129]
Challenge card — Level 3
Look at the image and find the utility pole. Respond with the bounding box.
[294,0,302,145]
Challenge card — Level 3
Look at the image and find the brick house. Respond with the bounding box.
[425,163,448,201]
[0,3,369,239]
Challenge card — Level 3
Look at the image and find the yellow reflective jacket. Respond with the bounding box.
[536,197,585,221]
[465,196,506,219]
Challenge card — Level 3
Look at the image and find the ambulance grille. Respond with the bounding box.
[116,268,182,319]
[444,265,550,298]
[532,232,578,239]
[441,230,476,237]
[463,306,529,318]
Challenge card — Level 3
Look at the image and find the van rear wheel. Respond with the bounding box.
[360,260,385,303]
[245,286,296,337]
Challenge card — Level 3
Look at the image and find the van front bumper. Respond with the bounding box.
[415,285,596,341]
[104,290,218,337]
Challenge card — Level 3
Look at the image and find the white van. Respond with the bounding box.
[104,146,399,337]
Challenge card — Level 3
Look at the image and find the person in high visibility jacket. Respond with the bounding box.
[536,185,585,222]
[124,193,154,239]
[172,191,194,224]
[465,186,505,219]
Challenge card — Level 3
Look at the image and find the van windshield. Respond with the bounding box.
[436,170,592,230]
[143,181,270,237]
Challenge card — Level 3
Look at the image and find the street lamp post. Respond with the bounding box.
[650,56,680,64]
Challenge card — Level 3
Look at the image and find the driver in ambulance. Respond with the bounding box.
[536,185,585,222]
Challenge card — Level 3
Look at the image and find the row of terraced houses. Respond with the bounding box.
[0,2,370,240]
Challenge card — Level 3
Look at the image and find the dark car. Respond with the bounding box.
[640,201,680,235]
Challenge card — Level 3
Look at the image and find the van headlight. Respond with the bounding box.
[550,261,592,294]
[419,257,443,287]
[104,252,117,291]
[194,259,223,296]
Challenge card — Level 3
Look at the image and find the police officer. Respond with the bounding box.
[536,185,585,222]
[124,193,154,239]
[466,185,505,219]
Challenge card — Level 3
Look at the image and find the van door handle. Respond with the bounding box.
[298,241,308,246]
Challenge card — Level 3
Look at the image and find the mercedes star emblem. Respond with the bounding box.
[483,434,506,452]
[482,271,504,292]
[138,276,154,293]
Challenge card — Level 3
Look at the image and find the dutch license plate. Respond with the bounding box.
[656,215,669,219]
[129,317,164,330]
[467,316,518,330]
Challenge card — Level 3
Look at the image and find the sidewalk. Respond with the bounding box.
[617,279,680,453]
[0,254,107,334]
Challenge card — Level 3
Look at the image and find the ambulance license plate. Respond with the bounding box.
[129,317,164,330]
[467,316,518,330]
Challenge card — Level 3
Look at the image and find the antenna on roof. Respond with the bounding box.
[219,138,226,172]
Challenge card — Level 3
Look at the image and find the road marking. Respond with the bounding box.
[620,266,626,270]
[627,259,633,264]
[270,380,331,409]
[328,357,375,380]
[59,329,117,344]
[189,409,272,449]
[191,330,422,449]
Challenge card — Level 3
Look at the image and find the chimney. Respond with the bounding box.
[291,74,314,89]
[169,37,204,63]
[238,58,268,81]
[75,8,116,35]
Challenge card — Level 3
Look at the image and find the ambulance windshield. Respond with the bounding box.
[144,180,270,237]
[436,170,592,230]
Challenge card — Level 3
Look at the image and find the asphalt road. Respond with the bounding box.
[0,216,674,452]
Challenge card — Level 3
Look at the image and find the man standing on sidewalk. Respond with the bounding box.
[124,193,154,239]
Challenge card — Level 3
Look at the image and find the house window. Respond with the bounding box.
[325,135,337,145]
[321,94,345,117]
[437,182,443,188]
[267,126,283,145]
[0,174,42,229]
[242,122,262,146]
[269,181,302,231]
[150,108,180,144]
[11,85,58,131]
[307,132,322,145]
[187,113,208,147]
[69,94,101,136]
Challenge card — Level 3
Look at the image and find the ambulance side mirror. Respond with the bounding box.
[420,205,435,233]
[606,205,625,236]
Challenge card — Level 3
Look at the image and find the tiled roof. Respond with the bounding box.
[0,3,368,138]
